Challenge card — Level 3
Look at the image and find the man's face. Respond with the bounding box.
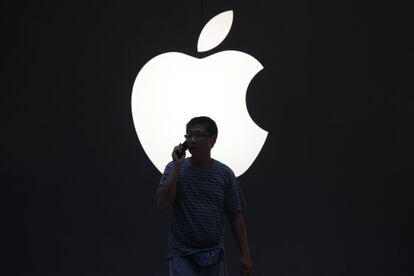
[185,124,216,156]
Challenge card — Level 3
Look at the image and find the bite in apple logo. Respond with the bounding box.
[131,10,267,177]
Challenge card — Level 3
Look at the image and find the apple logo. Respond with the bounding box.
[131,10,267,177]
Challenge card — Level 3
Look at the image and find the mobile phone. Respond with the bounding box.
[175,140,188,158]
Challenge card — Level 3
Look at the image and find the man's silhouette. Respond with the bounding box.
[157,116,252,276]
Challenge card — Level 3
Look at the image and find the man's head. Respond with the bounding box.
[186,116,218,137]
[185,116,217,156]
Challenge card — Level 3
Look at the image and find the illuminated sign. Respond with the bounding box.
[131,10,267,176]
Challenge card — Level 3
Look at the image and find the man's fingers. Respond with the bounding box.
[172,145,185,162]
[172,146,180,160]
[240,264,252,276]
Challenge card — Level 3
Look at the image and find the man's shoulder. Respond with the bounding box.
[213,159,236,177]
[213,159,228,169]
[163,160,174,171]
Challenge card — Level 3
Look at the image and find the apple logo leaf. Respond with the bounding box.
[197,10,233,53]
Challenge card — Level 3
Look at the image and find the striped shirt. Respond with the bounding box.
[160,158,246,258]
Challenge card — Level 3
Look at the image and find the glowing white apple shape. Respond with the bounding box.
[131,10,267,177]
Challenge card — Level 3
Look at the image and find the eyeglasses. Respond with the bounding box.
[184,132,210,140]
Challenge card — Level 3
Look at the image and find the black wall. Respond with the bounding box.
[2,0,412,275]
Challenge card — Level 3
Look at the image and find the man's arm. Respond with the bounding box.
[156,145,185,208]
[228,211,252,275]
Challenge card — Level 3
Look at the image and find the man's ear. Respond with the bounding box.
[210,135,217,148]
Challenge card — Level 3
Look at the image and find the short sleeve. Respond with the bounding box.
[224,169,246,214]
[159,162,174,187]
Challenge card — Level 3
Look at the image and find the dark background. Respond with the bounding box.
[1,0,412,275]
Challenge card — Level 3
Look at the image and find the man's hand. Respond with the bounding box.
[172,144,186,166]
[228,212,252,275]
[156,144,186,209]
[240,254,252,275]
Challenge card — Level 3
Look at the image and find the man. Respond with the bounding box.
[156,116,252,276]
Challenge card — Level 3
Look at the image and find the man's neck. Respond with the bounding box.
[190,155,213,170]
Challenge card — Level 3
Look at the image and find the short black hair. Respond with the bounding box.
[186,116,218,137]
